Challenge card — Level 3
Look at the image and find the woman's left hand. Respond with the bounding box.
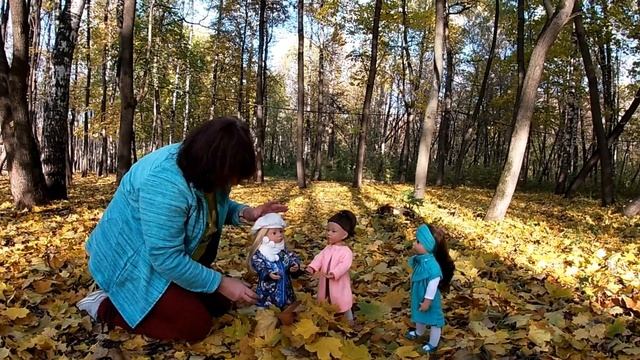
[243,200,288,221]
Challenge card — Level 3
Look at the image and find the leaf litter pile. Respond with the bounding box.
[0,176,639,359]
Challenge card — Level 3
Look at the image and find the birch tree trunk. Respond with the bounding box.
[296,0,306,188]
[41,0,86,199]
[435,12,453,186]
[623,196,640,217]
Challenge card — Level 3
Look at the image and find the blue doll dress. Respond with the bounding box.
[251,248,301,309]
[409,253,445,327]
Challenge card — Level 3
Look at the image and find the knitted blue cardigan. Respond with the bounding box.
[85,143,246,327]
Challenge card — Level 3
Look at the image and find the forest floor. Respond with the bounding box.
[0,175,639,359]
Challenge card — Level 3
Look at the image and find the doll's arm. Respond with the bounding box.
[328,250,353,279]
[424,277,441,299]
[306,249,325,273]
[252,254,280,280]
[286,250,303,276]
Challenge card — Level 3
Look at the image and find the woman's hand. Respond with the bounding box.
[269,272,281,280]
[217,277,258,304]
[242,200,288,221]
[419,299,432,312]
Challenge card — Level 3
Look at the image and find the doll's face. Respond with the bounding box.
[413,240,427,254]
[326,222,348,244]
[266,228,284,243]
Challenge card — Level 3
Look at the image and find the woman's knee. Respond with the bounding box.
[177,312,213,342]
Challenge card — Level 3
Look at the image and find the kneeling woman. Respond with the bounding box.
[77,117,286,342]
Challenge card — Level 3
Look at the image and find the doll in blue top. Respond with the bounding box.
[248,213,302,309]
[405,224,455,353]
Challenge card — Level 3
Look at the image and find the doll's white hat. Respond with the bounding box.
[251,213,287,234]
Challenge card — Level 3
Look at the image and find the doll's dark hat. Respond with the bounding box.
[328,210,357,237]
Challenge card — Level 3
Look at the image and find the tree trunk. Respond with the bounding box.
[237,0,248,118]
[2,0,48,209]
[28,0,42,127]
[82,0,91,178]
[565,86,640,197]
[313,42,325,181]
[208,0,224,121]
[512,0,525,138]
[41,0,86,199]
[453,0,499,184]
[555,88,578,194]
[353,0,382,188]
[98,0,110,176]
[182,26,193,139]
[169,64,179,144]
[116,0,136,184]
[623,196,640,217]
[485,0,575,221]
[296,0,306,188]
[254,0,266,183]
[435,12,453,186]
[574,0,615,206]
[414,0,444,198]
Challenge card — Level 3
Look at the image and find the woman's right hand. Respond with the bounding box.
[217,276,258,304]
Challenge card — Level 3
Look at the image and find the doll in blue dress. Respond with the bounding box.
[248,213,301,309]
[405,224,455,353]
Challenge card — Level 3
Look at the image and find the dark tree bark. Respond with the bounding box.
[555,89,579,194]
[254,0,267,183]
[296,0,306,188]
[485,0,575,221]
[435,11,453,186]
[414,0,444,198]
[116,0,136,184]
[237,0,248,118]
[313,42,325,181]
[1,0,48,209]
[353,0,382,188]
[573,0,615,205]
[565,86,640,197]
[41,0,86,199]
[98,0,110,176]
[82,0,91,178]
[453,0,499,184]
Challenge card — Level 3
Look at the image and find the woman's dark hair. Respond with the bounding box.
[178,117,256,192]
[428,224,455,292]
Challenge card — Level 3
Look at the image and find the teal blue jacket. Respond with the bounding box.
[85,143,246,327]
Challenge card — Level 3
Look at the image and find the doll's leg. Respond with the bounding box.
[405,323,427,340]
[426,326,441,347]
[343,309,354,324]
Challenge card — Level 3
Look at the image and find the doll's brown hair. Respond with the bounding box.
[427,224,455,292]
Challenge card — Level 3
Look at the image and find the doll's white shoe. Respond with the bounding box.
[420,343,438,353]
[405,330,424,340]
[77,290,107,321]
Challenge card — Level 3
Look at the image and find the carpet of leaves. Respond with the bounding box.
[0,175,639,359]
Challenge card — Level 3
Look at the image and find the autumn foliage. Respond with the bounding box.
[0,176,638,359]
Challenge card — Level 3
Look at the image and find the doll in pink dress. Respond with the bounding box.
[306,210,357,323]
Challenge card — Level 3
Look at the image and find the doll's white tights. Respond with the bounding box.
[415,323,441,347]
